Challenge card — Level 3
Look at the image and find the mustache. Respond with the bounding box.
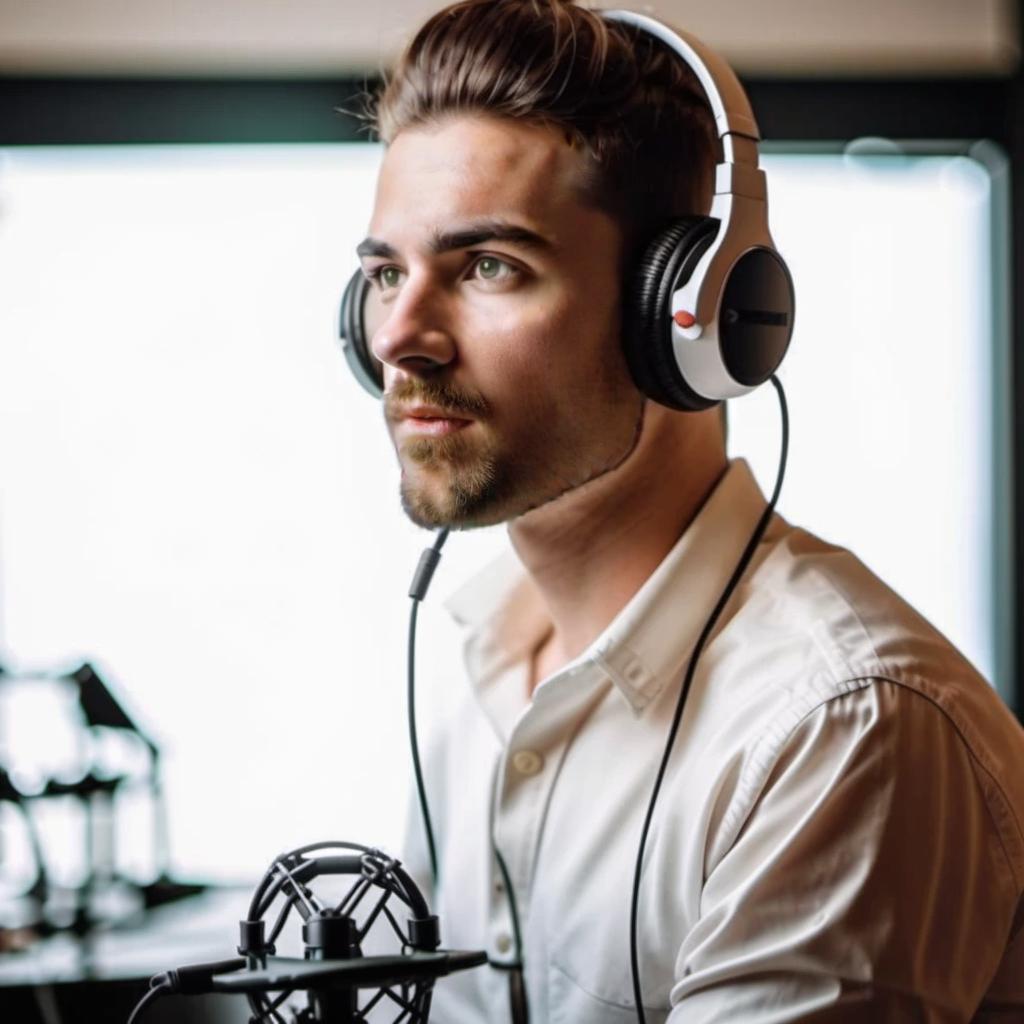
[384,378,491,420]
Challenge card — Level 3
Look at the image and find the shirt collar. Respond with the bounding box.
[445,458,771,716]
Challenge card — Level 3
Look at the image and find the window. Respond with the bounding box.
[0,141,1010,881]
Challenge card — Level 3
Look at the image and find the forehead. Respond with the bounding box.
[369,115,596,244]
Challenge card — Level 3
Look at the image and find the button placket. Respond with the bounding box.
[492,663,603,962]
[494,713,552,934]
[511,748,544,776]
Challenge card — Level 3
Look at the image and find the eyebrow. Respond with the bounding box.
[356,220,554,260]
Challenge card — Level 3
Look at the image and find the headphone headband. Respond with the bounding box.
[602,10,761,144]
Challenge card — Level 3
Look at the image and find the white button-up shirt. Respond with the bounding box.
[404,460,1024,1023]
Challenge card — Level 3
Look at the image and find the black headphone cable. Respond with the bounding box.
[406,376,788,1024]
[630,375,790,1023]
[407,527,529,1023]
[126,980,171,1024]
[407,526,450,887]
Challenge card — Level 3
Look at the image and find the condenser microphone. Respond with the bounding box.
[126,806,485,1022]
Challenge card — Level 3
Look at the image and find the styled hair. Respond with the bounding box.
[370,0,719,264]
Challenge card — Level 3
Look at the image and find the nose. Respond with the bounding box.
[369,273,456,380]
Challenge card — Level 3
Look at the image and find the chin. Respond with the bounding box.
[398,477,497,531]
[399,488,505,531]
[397,445,510,530]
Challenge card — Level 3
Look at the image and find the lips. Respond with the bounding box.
[397,405,474,437]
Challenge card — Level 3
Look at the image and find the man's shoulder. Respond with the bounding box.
[735,521,1020,737]
[744,519,989,691]
[711,519,1024,873]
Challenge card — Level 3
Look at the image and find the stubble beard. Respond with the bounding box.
[387,367,645,531]
[386,377,510,529]
[396,395,646,531]
[399,431,505,529]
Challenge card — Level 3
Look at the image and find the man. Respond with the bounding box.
[353,0,1024,1019]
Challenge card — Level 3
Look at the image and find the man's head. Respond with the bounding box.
[359,0,719,529]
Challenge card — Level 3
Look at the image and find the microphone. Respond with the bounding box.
[127,840,487,1023]
[131,531,470,1023]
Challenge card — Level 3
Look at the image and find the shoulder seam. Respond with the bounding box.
[874,670,1024,892]
[715,673,1024,891]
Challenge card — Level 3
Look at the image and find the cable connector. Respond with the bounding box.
[149,956,245,996]
[408,529,449,601]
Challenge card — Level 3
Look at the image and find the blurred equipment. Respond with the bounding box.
[128,840,486,1023]
[0,658,204,948]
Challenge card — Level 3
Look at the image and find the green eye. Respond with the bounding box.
[476,257,504,279]
[380,266,402,288]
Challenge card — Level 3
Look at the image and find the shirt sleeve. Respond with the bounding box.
[669,679,1020,1023]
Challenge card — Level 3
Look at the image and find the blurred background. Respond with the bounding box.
[0,0,1021,1020]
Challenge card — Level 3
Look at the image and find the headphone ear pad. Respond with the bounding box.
[623,216,720,412]
[338,269,384,399]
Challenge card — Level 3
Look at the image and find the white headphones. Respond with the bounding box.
[338,9,795,412]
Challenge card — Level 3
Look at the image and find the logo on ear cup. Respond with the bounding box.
[717,248,794,387]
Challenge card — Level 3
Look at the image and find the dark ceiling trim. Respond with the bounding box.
[751,79,1013,148]
[0,75,1014,147]
[0,77,375,145]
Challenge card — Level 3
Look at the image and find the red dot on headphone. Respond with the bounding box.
[673,310,697,329]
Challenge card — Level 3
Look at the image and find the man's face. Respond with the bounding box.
[360,115,643,529]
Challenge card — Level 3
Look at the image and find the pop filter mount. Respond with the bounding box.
[129,839,486,1023]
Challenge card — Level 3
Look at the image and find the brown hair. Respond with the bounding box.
[370,0,718,263]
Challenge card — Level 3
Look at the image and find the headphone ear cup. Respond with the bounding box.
[338,269,384,399]
[623,216,720,412]
[717,246,795,387]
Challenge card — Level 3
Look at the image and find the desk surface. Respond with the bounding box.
[0,886,251,987]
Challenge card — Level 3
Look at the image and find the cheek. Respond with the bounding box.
[461,288,621,403]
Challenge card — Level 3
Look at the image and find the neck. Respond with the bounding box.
[508,404,728,692]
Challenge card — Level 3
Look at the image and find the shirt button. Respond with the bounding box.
[495,933,512,954]
[511,749,543,776]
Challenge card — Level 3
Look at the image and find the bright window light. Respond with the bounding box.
[0,142,1009,881]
